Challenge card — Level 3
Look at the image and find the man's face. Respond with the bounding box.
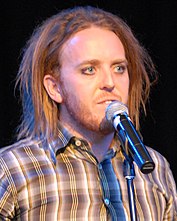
[58,27,129,135]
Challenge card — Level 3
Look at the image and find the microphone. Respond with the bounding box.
[106,101,155,174]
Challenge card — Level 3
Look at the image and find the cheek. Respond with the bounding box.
[125,78,130,92]
[116,74,129,102]
[115,74,129,90]
[123,73,130,90]
[125,77,130,102]
[62,79,90,102]
[124,78,130,100]
[71,79,95,97]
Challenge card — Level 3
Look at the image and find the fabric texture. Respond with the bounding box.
[0,125,176,220]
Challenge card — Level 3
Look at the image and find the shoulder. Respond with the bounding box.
[0,138,54,189]
[146,146,176,191]
[0,138,56,206]
[0,138,49,173]
[146,146,170,169]
[0,137,38,155]
[0,137,45,158]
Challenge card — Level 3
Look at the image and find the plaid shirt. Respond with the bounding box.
[0,125,176,220]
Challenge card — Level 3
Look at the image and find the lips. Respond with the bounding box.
[97,99,118,104]
[96,93,121,105]
[104,100,114,104]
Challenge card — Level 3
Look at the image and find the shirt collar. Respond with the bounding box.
[44,122,121,164]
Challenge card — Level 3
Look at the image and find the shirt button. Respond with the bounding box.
[98,164,102,170]
[104,198,110,206]
[75,140,81,147]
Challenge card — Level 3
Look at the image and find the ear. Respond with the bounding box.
[43,75,63,103]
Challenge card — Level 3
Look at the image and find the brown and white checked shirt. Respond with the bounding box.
[0,126,176,220]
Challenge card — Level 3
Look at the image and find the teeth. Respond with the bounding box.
[105,101,113,104]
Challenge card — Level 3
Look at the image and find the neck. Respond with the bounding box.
[90,133,114,161]
[60,120,114,161]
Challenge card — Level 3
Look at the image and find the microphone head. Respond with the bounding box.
[105,101,129,123]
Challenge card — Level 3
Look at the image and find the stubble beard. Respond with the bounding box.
[60,87,114,136]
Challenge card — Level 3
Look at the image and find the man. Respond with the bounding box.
[0,5,176,220]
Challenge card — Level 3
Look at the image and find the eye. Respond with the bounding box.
[114,64,127,74]
[81,66,95,75]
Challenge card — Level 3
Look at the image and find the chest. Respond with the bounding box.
[14,154,167,220]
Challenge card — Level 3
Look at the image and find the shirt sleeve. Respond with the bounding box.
[146,148,177,221]
[164,161,177,220]
[0,164,15,220]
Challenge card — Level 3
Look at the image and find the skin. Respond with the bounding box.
[44,27,129,161]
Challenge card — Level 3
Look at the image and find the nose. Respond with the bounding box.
[100,69,115,91]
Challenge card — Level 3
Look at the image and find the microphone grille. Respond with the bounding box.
[106,101,129,123]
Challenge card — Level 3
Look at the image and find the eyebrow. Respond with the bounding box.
[76,59,100,68]
[76,58,128,68]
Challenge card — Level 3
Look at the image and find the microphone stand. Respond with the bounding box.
[123,156,137,221]
[120,137,137,221]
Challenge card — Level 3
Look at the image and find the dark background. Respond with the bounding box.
[1,0,177,182]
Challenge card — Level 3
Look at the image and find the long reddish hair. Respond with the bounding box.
[16,6,157,141]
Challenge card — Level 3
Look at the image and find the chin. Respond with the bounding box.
[99,117,115,135]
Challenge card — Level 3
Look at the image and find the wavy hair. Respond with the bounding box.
[16,5,157,141]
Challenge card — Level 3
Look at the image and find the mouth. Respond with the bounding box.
[104,100,114,104]
[97,99,118,105]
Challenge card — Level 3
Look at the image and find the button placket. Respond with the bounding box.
[97,162,111,208]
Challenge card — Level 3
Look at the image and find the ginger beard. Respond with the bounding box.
[59,80,114,135]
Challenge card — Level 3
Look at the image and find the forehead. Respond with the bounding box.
[62,27,125,54]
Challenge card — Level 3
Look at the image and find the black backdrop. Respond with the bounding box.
[1,0,177,182]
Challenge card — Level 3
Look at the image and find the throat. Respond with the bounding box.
[90,133,114,162]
